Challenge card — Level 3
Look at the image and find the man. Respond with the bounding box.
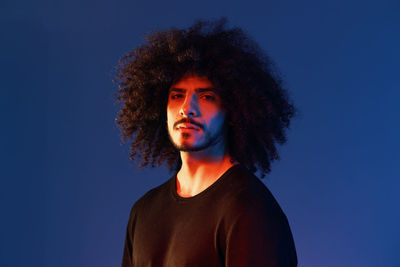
[115,18,298,266]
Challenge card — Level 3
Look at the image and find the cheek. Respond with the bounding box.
[167,107,177,130]
[208,112,226,131]
[167,116,173,130]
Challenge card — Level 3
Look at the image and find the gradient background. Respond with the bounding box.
[1,0,399,266]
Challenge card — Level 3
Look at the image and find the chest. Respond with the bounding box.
[131,199,227,267]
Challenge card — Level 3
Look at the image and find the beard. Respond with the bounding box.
[168,127,225,152]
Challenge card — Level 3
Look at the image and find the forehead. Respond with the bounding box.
[169,75,215,92]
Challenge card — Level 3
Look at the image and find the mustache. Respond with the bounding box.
[174,118,203,129]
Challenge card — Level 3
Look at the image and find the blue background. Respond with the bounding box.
[1,0,399,266]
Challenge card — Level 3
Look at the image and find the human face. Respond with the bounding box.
[167,75,226,153]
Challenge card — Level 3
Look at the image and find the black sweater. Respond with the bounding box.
[122,164,297,267]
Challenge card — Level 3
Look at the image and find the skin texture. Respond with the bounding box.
[167,75,237,197]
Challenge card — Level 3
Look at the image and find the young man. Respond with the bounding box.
[115,19,298,266]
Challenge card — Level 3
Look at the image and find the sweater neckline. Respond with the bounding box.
[170,163,242,202]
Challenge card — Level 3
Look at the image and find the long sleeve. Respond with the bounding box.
[122,206,136,267]
[224,200,297,267]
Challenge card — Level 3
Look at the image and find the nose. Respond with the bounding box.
[179,94,198,117]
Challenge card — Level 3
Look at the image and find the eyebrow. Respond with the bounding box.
[169,88,217,93]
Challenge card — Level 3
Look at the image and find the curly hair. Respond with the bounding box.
[114,18,296,178]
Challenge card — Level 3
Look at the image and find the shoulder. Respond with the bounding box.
[130,176,174,215]
[225,165,283,210]
[219,166,297,265]
[221,165,288,224]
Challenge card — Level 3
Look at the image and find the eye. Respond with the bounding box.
[201,94,216,101]
[170,94,183,99]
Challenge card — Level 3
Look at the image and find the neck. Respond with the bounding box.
[176,147,238,197]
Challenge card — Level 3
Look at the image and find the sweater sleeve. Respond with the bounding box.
[224,201,297,267]
[122,206,136,267]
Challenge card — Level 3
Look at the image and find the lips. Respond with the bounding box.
[176,123,200,130]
